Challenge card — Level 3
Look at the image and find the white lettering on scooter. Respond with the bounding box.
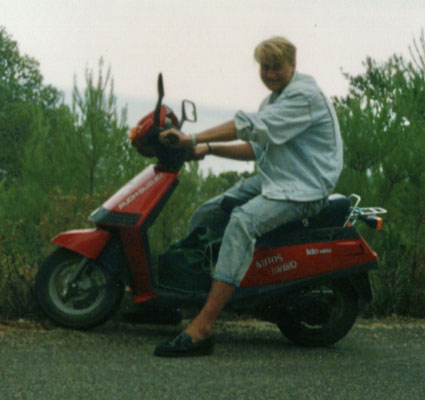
[271,260,298,275]
[306,248,332,255]
[119,173,164,210]
[320,248,332,254]
[255,253,298,275]
[256,254,283,269]
[306,248,319,255]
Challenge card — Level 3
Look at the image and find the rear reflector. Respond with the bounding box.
[365,216,383,230]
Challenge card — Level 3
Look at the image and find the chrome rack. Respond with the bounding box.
[344,194,387,227]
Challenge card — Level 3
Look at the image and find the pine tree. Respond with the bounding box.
[334,31,425,315]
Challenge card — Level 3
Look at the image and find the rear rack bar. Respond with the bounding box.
[357,207,387,215]
[344,194,387,227]
[344,194,361,227]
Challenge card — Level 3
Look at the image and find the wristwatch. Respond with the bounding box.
[191,133,197,147]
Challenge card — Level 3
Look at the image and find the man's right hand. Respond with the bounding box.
[159,128,191,148]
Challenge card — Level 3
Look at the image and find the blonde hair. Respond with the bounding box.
[254,36,297,65]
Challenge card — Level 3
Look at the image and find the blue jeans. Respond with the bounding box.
[188,175,328,286]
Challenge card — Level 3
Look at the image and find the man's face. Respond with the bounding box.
[260,57,295,92]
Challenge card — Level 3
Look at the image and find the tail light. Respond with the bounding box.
[364,216,383,230]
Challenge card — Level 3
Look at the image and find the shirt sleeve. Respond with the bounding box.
[235,92,312,145]
[249,141,265,160]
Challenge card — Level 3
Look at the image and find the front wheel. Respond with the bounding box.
[35,248,124,329]
[276,279,358,346]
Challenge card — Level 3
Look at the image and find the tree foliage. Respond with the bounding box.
[71,59,135,194]
[0,27,64,181]
[334,30,425,315]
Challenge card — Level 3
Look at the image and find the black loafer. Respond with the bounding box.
[154,332,214,357]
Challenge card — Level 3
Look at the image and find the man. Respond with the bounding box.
[155,36,343,357]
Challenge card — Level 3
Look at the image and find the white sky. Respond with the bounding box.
[2,0,424,173]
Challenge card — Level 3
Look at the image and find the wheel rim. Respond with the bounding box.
[300,287,343,329]
[289,284,345,330]
[277,280,357,346]
[48,257,108,316]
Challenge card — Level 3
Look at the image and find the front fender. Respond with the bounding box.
[52,228,111,259]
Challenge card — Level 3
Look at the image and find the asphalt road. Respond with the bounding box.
[1,317,424,400]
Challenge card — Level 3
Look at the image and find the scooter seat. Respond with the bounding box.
[255,194,351,248]
[308,194,351,228]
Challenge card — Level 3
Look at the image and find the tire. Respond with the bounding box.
[276,279,358,346]
[35,248,124,329]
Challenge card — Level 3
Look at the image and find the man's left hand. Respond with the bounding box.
[191,144,209,160]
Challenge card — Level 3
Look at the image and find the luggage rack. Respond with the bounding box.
[344,194,387,227]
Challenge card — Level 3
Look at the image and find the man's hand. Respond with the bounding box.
[191,144,209,160]
[159,128,191,148]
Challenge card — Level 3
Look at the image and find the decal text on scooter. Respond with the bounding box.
[306,247,332,255]
[256,254,283,269]
[256,254,298,275]
[119,173,164,210]
[271,260,298,275]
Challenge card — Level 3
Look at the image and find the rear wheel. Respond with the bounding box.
[35,248,124,329]
[276,279,358,346]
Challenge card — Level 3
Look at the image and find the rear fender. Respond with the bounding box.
[52,229,111,259]
[348,271,373,302]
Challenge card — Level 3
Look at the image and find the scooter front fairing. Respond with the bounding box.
[52,165,180,296]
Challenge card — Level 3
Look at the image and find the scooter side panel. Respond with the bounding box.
[91,165,179,227]
[52,229,111,259]
[240,237,377,287]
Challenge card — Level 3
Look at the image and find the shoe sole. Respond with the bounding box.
[154,345,214,357]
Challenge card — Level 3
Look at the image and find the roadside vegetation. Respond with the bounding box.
[0,26,424,319]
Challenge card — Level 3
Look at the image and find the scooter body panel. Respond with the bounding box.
[90,165,179,228]
[120,227,156,296]
[241,236,377,287]
[51,228,111,259]
[154,260,376,311]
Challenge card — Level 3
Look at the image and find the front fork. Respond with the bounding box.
[61,257,90,298]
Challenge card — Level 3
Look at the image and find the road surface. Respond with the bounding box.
[1,317,424,400]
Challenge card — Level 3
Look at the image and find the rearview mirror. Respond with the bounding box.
[179,100,197,129]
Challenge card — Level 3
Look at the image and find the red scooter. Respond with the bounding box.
[35,75,387,346]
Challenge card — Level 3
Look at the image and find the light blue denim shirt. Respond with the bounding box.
[235,72,343,201]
